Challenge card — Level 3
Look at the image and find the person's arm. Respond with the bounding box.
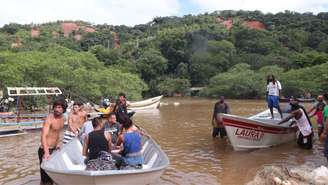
[278,81,282,97]
[266,84,269,97]
[41,117,51,160]
[226,104,231,114]
[82,135,89,157]
[67,113,75,132]
[308,110,317,118]
[307,105,316,115]
[105,132,112,152]
[278,111,296,125]
[116,134,123,148]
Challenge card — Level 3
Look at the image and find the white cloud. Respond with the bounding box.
[0,0,180,26]
[190,0,328,14]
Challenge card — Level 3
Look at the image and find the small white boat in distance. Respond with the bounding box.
[128,95,163,107]
[222,109,297,151]
[128,101,160,111]
[42,135,169,185]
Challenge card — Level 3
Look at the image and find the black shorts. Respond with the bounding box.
[38,147,55,184]
[212,127,227,138]
[297,132,313,149]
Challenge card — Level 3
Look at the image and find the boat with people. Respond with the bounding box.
[222,109,297,151]
[41,135,170,185]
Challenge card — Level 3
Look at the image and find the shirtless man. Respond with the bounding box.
[38,99,66,185]
[63,101,87,144]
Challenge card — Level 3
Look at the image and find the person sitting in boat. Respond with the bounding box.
[63,101,87,144]
[266,74,283,119]
[82,117,112,161]
[212,96,230,138]
[116,116,143,168]
[278,97,313,149]
[104,112,122,146]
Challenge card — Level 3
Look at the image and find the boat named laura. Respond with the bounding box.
[222,109,297,151]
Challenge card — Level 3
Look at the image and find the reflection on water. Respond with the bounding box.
[0,98,326,185]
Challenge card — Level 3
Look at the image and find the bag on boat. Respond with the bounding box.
[86,151,117,171]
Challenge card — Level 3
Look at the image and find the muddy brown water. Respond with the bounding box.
[0,98,326,185]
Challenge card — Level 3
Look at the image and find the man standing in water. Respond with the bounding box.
[212,96,230,138]
[63,101,87,144]
[278,98,313,149]
[266,74,283,119]
[38,99,67,185]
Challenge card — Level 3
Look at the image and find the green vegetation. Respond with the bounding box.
[1,11,328,99]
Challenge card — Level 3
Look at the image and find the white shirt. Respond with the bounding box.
[267,81,282,96]
[82,120,94,135]
[295,109,312,136]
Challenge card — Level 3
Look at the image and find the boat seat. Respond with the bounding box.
[142,153,158,169]
[62,152,85,170]
[141,140,149,154]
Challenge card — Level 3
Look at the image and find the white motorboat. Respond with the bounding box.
[222,109,297,151]
[128,95,163,107]
[128,101,160,111]
[41,135,169,185]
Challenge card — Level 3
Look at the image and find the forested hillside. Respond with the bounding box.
[1,10,328,100]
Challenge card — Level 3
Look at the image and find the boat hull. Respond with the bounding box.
[46,168,165,185]
[222,112,297,151]
[128,101,160,111]
[42,135,169,185]
[128,96,163,107]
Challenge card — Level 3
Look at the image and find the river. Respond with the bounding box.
[0,98,326,185]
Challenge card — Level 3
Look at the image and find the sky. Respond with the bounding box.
[0,0,328,27]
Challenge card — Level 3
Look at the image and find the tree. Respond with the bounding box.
[157,77,190,96]
[136,49,167,82]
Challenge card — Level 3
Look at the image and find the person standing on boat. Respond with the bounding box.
[212,96,230,138]
[266,74,283,119]
[278,99,313,149]
[63,101,87,144]
[114,93,129,124]
[38,99,67,185]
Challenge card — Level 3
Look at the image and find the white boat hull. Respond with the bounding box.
[128,101,160,111]
[128,95,163,107]
[46,168,164,185]
[222,110,297,151]
[42,135,169,185]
